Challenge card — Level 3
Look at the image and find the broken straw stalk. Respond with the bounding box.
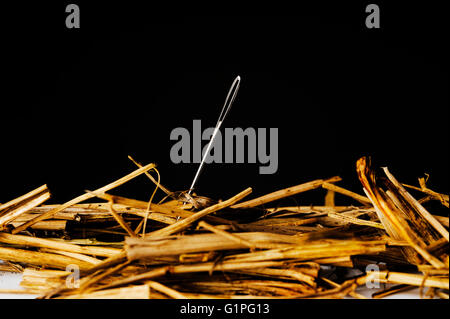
[0,156,448,299]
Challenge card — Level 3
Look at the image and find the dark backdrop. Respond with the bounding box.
[1,2,448,208]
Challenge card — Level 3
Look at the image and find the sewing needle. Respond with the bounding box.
[187,75,241,196]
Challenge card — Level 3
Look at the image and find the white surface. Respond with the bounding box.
[355,285,423,299]
[0,271,37,299]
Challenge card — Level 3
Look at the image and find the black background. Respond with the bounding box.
[1,2,448,208]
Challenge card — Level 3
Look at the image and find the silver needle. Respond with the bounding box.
[187,75,241,196]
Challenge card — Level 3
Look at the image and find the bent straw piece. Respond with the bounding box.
[322,182,372,205]
[231,177,341,209]
[383,167,449,242]
[11,162,156,234]
[417,177,449,207]
[141,166,160,236]
[403,180,449,208]
[128,155,174,198]
[0,186,50,229]
[105,200,137,237]
[0,232,121,257]
[82,191,137,237]
[147,187,252,238]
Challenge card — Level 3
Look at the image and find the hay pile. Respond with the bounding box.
[0,156,448,299]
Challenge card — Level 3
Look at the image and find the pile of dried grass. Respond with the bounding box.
[0,156,448,299]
